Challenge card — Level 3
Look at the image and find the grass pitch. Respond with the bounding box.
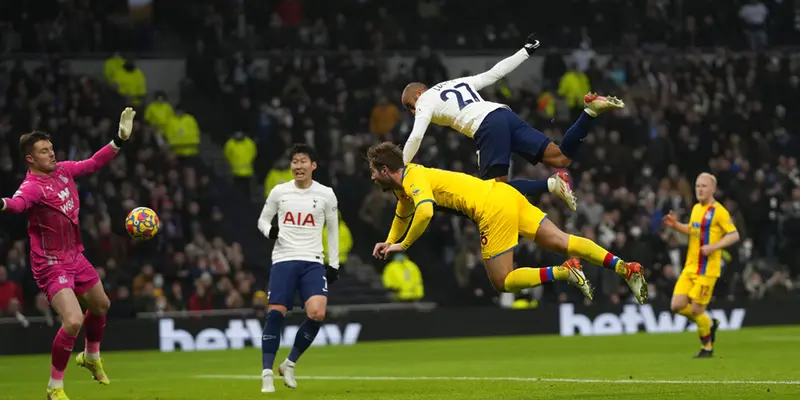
[2,326,800,399]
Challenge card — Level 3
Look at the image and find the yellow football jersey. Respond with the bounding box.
[392,163,493,221]
[684,202,737,278]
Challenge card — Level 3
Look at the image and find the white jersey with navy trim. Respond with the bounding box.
[402,48,531,164]
[257,180,340,268]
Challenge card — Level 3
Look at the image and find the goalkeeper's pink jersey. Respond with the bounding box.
[2,145,117,269]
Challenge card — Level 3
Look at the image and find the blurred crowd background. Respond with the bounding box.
[1,0,799,322]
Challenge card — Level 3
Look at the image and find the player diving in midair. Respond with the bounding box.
[367,142,648,305]
[400,34,624,212]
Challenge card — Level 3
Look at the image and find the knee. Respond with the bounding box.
[62,315,83,336]
[551,154,572,168]
[90,295,111,316]
[670,297,688,313]
[36,293,49,311]
[490,277,507,293]
[690,303,707,316]
[306,307,326,322]
[7,298,20,313]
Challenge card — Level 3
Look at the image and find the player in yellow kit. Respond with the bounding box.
[663,172,740,358]
[366,142,648,303]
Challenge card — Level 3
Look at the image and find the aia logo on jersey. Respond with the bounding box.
[283,211,316,226]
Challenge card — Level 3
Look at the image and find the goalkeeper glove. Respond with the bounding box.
[326,265,340,284]
[0,198,5,211]
[113,107,136,148]
[523,33,541,56]
[267,226,279,240]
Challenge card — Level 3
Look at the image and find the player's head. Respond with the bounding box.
[289,143,318,184]
[19,131,56,174]
[401,82,428,115]
[695,172,717,203]
[367,141,404,190]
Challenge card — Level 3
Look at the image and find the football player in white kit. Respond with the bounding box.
[401,34,624,211]
[256,144,340,393]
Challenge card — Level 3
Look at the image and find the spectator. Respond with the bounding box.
[382,254,424,302]
[224,131,257,198]
[164,104,201,158]
[144,91,175,133]
[0,266,23,318]
[369,95,401,138]
[113,60,147,106]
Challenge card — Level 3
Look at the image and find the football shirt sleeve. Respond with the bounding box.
[716,207,738,234]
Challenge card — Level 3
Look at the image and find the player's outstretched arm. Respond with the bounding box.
[1,182,44,213]
[258,188,280,239]
[61,107,136,178]
[396,201,434,251]
[402,111,433,164]
[662,210,690,236]
[463,33,541,91]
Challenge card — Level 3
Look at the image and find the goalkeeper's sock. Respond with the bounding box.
[288,319,322,363]
[566,235,627,275]
[507,179,549,196]
[696,311,713,350]
[261,310,284,370]
[504,266,569,292]
[559,111,593,159]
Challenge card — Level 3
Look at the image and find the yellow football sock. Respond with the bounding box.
[567,235,626,275]
[504,266,569,293]
[696,312,713,349]
[675,305,697,321]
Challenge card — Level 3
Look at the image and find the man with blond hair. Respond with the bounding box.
[663,173,740,358]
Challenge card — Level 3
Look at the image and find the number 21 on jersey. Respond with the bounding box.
[440,82,481,110]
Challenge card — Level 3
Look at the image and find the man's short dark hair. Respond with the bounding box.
[290,143,318,163]
[19,131,51,157]
[367,142,404,172]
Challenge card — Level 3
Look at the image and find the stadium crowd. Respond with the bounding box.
[2,0,797,53]
[1,0,800,322]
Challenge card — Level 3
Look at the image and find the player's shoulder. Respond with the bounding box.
[712,202,732,216]
[270,181,294,195]
[311,181,337,197]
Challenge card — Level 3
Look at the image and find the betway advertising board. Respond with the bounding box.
[0,301,796,355]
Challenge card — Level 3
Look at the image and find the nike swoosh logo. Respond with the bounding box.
[570,268,585,285]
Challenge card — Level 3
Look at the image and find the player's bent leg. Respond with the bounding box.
[532,219,648,304]
[280,295,327,390]
[484,252,594,299]
[541,142,572,168]
[75,282,110,385]
[48,288,84,398]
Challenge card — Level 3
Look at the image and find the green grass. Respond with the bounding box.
[3,326,800,399]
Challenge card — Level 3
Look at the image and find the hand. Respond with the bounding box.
[700,245,715,256]
[662,210,677,228]
[523,33,541,55]
[326,265,340,284]
[380,243,405,259]
[118,107,136,141]
[373,242,391,259]
[268,226,279,240]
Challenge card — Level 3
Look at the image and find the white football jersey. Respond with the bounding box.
[257,180,339,267]
[416,79,508,139]
[402,48,531,164]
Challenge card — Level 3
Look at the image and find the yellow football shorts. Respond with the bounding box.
[673,269,718,305]
[476,182,546,259]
